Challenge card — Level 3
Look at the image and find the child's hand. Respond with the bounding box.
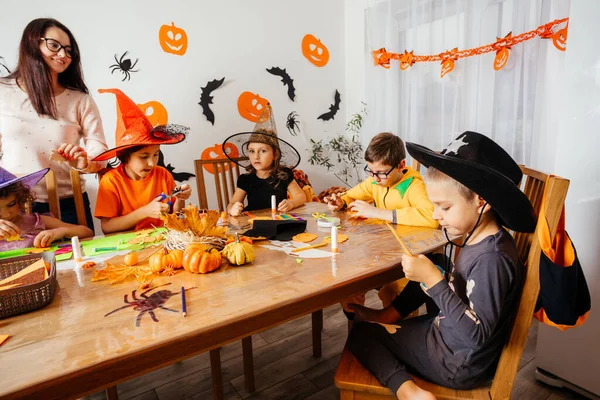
[348,200,380,219]
[0,219,20,239]
[174,184,192,201]
[324,193,345,210]
[401,254,444,289]
[144,195,171,219]
[57,143,89,170]
[34,229,62,248]
[278,199,294,212]
[229,202,244,216]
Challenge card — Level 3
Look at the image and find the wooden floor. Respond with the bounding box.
[86,291,586,400]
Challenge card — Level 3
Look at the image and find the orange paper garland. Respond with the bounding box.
[372,18,568,77]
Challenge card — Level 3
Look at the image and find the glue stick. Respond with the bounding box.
[331,226,339,253]
[271,195,277,217]
[71,236,83,262]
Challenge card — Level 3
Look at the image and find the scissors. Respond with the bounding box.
[158,187,182,213]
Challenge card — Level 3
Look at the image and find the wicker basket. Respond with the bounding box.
[163,229,227,251]
[0,252,57,319]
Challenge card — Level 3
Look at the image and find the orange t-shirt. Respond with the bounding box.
[95,165,175,231]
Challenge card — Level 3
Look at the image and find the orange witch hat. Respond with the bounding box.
[93,88,188,161]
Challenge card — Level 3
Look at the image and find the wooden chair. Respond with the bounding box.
[334,166,570,400]
[69,170,88,226]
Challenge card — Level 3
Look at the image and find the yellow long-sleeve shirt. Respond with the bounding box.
[341,166,438,228]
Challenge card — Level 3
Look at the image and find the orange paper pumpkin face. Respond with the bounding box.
[302,34,330,67]
[552,24,568,51]
[237,92,269,122]
[137,101,168,127]
[159,22,188,56]
[201,143,240,174]
[493,48,509,70]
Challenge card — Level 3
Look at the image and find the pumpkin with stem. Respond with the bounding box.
[149,248,184,273]
[182,244,222,274]
[222,233,256,266]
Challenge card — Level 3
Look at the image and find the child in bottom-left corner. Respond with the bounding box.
[0,167,93,251]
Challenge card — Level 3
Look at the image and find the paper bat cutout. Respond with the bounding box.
[266,67,296,101]
[158,151,195,182]
[317,90,341,121]
[198,77,225,125]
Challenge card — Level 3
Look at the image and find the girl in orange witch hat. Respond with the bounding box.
[93,89,192,234]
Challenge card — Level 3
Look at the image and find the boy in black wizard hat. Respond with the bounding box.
[346,131,536,400]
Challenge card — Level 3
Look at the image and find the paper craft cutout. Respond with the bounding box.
[317,90,341,121]
[201,143,239,174]
[104,284,194,327]
[159,22,188,56]
[440,48,458,78]
[24,247,51,253]
[157,150,195,183]
[138,101,168,127]
[0,283,23,291]
[293,233,318,243]
[49,150,68,164]
[238,92,269,122]
[81,261,96,269]
[260,240,333,258]
[375,322,402,334]
[302,34,330,67]
[286,111,300,136]
[110,51,139,81]
[323,233,349,244]
[248,216,272,223]
[0,258,47,287]
[127,234,164,245]
[199,77,225,125]
[0,335,9,347]
[4,235,23,242]
[266,67,296,101]
[92,262,154,284]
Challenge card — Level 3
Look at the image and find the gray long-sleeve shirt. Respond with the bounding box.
[426,229,523,386]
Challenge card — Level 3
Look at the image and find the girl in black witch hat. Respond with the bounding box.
[346,131,536,399]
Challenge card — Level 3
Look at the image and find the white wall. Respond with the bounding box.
[0,0,346,232]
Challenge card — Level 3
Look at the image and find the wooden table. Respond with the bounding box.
[0,203,449,400]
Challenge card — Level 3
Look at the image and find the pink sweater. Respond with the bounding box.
[0,79,108,201]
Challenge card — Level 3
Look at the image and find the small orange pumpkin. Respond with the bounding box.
[552,23,568,51]
[124,252,139,266]
[138,101,168,127]
[182,245,222,274]
[159,22,188,56]
[302,34,330,67]
[237,92,269,122]
[493,48,509,71]
[149,248,184,273]
[201,143,240,174]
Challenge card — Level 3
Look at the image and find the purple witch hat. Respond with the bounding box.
[0,167,49,191]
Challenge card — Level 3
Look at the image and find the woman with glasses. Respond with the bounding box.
[0,18,108,231]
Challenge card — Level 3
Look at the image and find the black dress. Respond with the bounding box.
[237,168,294,211]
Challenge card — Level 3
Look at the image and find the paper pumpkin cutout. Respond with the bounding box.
[138,101,168,127]
[201,143,240,174]
[302,34,330,67]
[159,22,188,56]
[552,23,568,51]
[237,92,269,122]
[199,77,225,125]
[25,247,51,254]
[110,51,139,81]
[399,50,415,70]
[323,233,349,244]
[494,48,510,70]
[317,90,341,121]
[4,235,23,242]
[293,233,318,243]
[440,48,458,78]
[266,67,296,101]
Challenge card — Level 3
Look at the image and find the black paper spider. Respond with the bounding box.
[286,111,300,136]
[110,51,139,81]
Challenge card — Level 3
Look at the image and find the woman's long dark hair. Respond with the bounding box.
[5,18,88,119]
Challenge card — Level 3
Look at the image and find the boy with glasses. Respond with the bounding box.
[324,132,437,319]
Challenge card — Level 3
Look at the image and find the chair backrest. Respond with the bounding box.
[22,169,60,218]
[69,170,88,226]
[194,157,248,211]
[490,167,569,399]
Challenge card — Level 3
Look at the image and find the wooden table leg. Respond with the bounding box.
[242,336,256,393]
[210,348,224,400]
[105,386,118,400]
[312,309,323,358]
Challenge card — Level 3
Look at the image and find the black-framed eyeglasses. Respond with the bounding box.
[364,165,395,179]
[40,38,73,58]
